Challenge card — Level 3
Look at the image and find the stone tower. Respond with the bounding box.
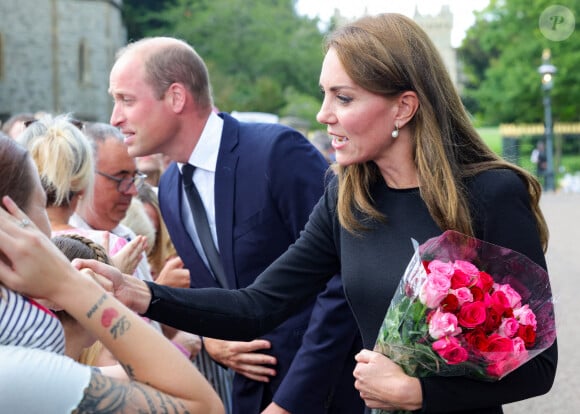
[0,0,126,123]
[413,5,458,88]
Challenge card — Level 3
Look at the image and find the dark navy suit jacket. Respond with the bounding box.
[157,113,363,413]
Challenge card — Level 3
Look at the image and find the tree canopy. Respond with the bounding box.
[459,0,580,125]
[123,0,326,128]
[122,0,580,127]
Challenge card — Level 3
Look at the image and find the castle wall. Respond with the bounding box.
[0,0,126,122]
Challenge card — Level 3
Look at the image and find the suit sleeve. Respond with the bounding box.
[265,128,330,239]
[273,275,365,414]
[420,170,558,412]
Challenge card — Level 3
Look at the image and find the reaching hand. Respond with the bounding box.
[112,235,148,275]
[155,256,190,287]
[203,337,277,383]
[72,257,152,314]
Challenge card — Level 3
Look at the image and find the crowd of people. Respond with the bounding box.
[1,12,557,414]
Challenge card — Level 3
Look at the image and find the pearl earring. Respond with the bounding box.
[391,122,399,138]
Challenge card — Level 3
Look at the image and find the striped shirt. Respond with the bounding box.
[0,285,65,354]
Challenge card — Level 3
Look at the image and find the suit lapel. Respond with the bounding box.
[214,114,239,289]
[160,164,220,288]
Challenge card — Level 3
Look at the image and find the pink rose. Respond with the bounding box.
[451,287,473,305]
[513,304,537,329]
[427,260,455,277]
[512,337,528,356]
[453,260,480,278]
[420,272,451,308]
[487,349,526,378]
[432,336,468,364]
[457,301,487,328]
[487,359,513,378]
[498,317,519,338]
[428,308,461,339]
[493,283,522,308]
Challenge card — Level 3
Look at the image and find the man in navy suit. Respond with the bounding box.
[109,36,364,414]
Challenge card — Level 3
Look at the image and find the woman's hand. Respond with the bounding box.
[72,257,152,314]
[155,256,190,287]
[111,235,148,275]
[354,349,423,411]
[0,196,77,300]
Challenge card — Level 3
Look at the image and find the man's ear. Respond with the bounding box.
[395,91,419,127]
[165,83,187,113]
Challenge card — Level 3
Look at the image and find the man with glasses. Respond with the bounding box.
[70,122,154,287]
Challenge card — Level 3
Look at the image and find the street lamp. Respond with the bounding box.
[537,49,556,191]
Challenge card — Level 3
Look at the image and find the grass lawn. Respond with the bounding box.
[476,126,580,189]
[477,126,502,155]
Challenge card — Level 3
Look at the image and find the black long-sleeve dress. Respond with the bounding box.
[145,169,557,413]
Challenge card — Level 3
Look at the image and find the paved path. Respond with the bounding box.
[504,192,580,413]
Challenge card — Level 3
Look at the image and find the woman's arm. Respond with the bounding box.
[0,196,224,414]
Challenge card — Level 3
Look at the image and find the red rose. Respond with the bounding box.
[490,291,511,315]
[484,334,514,361]
[476,271,494,292]
[483,309,503,332]
[517,324,537,347]
[470,286,485,302]
[441,294,460,312]
[464,328,489,352]
[451,269,472,289]
[432,336,469,365]
[457,301,487,328]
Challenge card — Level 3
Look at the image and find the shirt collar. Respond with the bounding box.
[179,111,223,174]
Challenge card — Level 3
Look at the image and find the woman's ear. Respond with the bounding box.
[395,91,419,127]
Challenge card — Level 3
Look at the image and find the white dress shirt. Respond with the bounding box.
[178,111,224,273]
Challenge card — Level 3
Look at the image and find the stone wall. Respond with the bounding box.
[0,0,126,122]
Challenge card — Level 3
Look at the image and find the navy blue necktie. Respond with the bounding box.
[182,164,228,288]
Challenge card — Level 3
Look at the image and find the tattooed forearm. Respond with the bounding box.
[120,362,136,380]
[86,293,108,319]
[110,315,131,339]
[75,372,192,414]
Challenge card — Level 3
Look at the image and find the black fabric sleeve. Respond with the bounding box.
[144,184,342,339]
[419,170,558,413]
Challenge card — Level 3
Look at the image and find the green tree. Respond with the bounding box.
[459,0,580,125]
[146,0,325,114]
[122,0,177,40]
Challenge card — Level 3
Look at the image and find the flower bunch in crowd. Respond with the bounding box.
[375,231,556,389]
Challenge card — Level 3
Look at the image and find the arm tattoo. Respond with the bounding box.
[109,315,131,339]
[86,293,109,319]
[74,372,192,414]
[120,362,136,380]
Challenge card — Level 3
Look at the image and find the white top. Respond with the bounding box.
[178,111,224,270]
[0,345,91,413]
[0,285,65,354]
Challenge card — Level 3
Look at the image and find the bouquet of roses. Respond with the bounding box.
[373,230,556,414]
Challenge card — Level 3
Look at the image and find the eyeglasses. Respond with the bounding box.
[97,171,147,193]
